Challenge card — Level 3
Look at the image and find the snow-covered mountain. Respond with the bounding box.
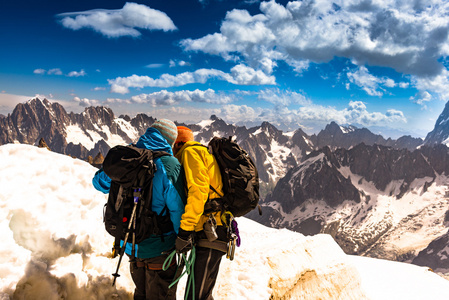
[5,97,449,271]
[2,143,449,299]
[0,98,156,160]
[0,98,423,187]
[249,143,449,272]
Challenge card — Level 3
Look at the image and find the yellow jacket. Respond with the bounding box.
[175,141,224,232]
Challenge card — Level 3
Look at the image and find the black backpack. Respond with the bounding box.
[102,145,174,255]
[207,136,260,217]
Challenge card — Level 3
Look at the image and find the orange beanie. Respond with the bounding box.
[176,126,194,143]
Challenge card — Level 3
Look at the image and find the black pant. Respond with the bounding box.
[185,226,228,300]
[130,255,177,300]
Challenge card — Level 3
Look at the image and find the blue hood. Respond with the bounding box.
[135,127,173,155]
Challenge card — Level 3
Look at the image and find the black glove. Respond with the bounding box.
[176,228,194,254]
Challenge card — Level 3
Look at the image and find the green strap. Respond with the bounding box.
[163,248,197,300]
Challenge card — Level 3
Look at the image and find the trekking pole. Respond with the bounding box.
[111,198,139,286]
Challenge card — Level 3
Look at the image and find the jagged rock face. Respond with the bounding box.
[69,106,115,132]
[0,98,433,190]
[195,115,237,144]
[0,98,144,161]
[313,122,385,150]
[412,229,449,271]
[290,128,315,159]
[255,143,449,259]
[130,114,156,137]
[424,100,449,146]
[312,121,422,151]
[418,144,449,175]
[0,98,69,153]
[386,135,424,151]
[335,144,435,193]
[266,146,361,213]
[194,117,298,184]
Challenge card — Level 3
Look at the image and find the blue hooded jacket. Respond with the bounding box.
[92,127,186,258]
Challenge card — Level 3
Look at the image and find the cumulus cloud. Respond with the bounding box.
[180,0,449,79]
[34,68,63,75]
[33,68,86,77]
[411,69,449,102]
[108,65,275,94]
[169,59,191,67]
[67,70,86,77]
[57,2,177,38]
[342,101,406,125]
[399,82,410,88]
[257,88,311,106]
[127,89,234,106]
[73,96,100,107]
[217,104,260,123]
[347,66,396,96]
[213,95,406,130]
[48,68,63,75]
[410,91,432,109]
[33,69,46,75]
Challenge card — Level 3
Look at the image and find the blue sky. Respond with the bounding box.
[1,0,449,138]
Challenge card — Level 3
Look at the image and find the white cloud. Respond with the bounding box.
[128,89,234,106]
[73,96,100,107]
[33,68,86,77]
[410,91,432,109]
[169,59,191,67]
[33,69,46,75]
[0,93,33,115]
[211,99,406,131]
[399,82,410,88]
[343,101,406,125]
[105,97,131,104]
[411,69,449,101]
[217,104,260,123]
[93,87,106,91]
[48,68,63,75]
[347,66,397,96]
[57,2,177,38]
[67,70,86,77]
[145,63,164,69]
[228,64,276,85]
[108,65,275,94]
[180,0,449,78]
[143,106,218,123]
[257,88,311,106]
[383,78,396,88]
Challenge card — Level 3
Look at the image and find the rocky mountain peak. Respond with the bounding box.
[81,106,115,125]
[424,101,449,146]
[324,121,343,135]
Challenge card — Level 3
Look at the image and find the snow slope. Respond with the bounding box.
[1,144,449,299]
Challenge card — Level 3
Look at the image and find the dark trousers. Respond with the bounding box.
[185,226,228,300]
[130,255,177,300]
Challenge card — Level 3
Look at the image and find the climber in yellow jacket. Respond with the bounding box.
[173,126,229,300]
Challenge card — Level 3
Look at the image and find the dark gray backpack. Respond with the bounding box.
[207,137,260,217]
[102,145,173,253]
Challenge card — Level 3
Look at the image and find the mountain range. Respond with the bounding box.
[2,97,449,274]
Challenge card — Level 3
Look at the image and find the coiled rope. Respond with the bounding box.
[163,247,196,300]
